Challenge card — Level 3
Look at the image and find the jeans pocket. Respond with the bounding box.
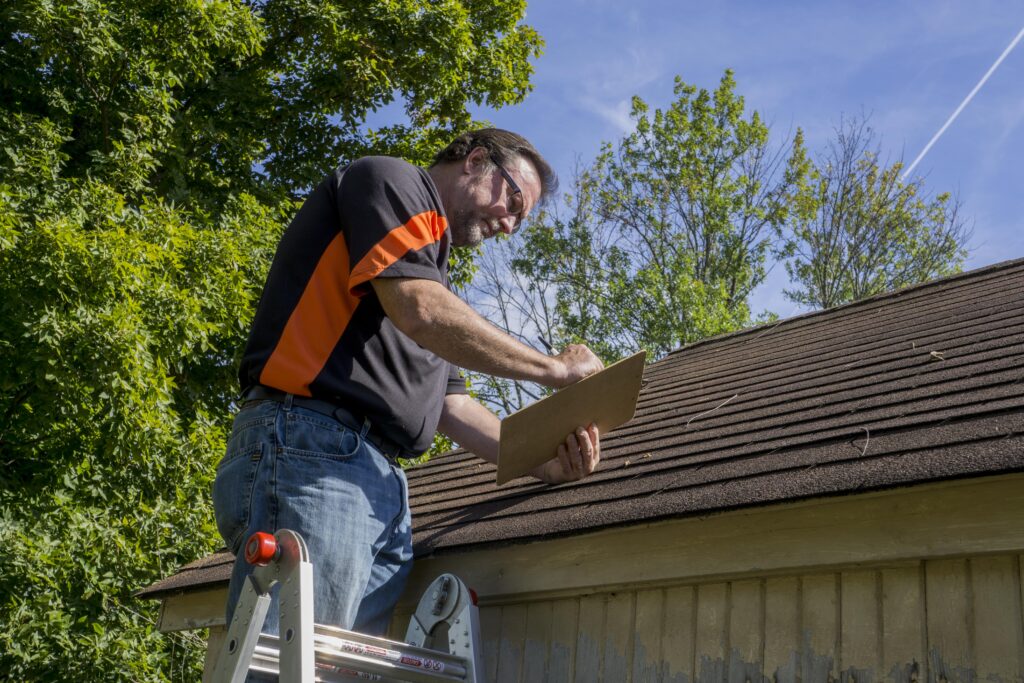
[212,441,264,552]
[283,408,361,460]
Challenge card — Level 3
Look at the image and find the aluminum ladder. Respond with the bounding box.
[209,529,484,683]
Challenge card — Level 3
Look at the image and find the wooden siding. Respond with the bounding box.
[390,474,1024,682]
[455,555,1024,683]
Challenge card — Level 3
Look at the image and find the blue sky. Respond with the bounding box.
[469,1,1024,317]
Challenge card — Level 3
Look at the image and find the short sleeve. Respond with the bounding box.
[446,363,469,395]
[337,157,450,296]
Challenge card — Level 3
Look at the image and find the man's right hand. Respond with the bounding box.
[553,344,604,387]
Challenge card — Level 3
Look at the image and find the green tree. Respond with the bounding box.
[3,0,543,201]
[468,72,806,413]
[780,117,971,309]
[1,1,542,679]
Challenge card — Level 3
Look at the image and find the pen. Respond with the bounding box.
[537,335,554,353]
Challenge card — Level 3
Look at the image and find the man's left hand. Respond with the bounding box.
[532,423,600,484]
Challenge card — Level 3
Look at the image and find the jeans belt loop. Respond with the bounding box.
[283,393,294,411]
[359,417,372,439]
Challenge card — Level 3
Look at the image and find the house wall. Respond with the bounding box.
[394,473,1024,683]
[456,554,1024,683]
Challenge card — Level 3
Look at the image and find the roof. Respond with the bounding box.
[138,257,1024,599]
[135,549,233,599]
[409,257,1024,556]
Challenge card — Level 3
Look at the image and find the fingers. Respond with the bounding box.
[556,424,601,482]
[556,442,573,480]
[555,344,605,387]
[587,422,600,469]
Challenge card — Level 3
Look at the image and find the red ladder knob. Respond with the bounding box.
[244,531,278,566]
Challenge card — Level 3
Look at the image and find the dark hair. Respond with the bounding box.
[431,128,558,202]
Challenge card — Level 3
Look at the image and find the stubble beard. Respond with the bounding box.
[449,208,486,248]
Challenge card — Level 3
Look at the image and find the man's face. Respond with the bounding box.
[448,150,542,248]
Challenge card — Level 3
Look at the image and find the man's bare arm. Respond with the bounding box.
[371,277,602,388]
[438,394,600,484]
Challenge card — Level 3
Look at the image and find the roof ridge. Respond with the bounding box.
[662,257,1024,361]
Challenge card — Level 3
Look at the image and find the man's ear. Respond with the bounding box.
[462,146,489,176]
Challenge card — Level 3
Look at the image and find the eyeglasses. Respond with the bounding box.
[489,154,526,231]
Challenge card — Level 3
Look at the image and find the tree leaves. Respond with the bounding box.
[779,117,970,309]
[0,164,281,680]
[2,0,542,678]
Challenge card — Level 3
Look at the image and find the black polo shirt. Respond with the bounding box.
[239,156,468,454]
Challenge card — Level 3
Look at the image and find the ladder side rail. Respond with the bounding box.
[209,572,274,683]
[276,531,316,683]
[448,602,483,683]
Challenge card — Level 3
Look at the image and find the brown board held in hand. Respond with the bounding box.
[497,351,646,485]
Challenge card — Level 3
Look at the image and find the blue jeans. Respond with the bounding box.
[212,399,413,637]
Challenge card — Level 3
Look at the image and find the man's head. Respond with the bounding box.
[430,129,557,247]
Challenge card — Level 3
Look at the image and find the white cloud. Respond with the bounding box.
[575,95,636,134]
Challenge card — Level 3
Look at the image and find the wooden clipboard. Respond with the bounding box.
[496,351,646,485]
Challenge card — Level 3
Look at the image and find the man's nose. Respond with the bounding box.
[498,215,517,234]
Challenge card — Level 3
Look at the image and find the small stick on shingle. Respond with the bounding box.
[685,394,739,429]
[854,426,870,456]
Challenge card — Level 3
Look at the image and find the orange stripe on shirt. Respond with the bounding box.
[349,211,447,294]
[259,233,358,397]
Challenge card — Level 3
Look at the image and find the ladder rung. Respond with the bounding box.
[314,621,470,673]
[254,625,468,683]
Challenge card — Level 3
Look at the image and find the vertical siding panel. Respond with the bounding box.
[1020,554,1024,681]
[663,585,696,683]
[481,605,502,683]
[764,577,800,683]
[633,589,664,683]
[880,565,925,683]
[549,598,579,683]
[522,600,553,683]
[695,582,729,683]
[970,555,1022,681]
[575,594,606,683]
[1020,555,1024,682]
[387,607,411,641]
[728,579,764,683]
[496,603,527,683]
[801,573,839,683]
[924,558,972,683]
[840,570,880,682]
[605,591,636,682]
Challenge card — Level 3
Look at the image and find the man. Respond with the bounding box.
[212,129,604,639]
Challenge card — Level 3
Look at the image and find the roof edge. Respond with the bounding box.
[664,257,1024,360]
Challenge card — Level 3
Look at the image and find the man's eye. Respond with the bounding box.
[510,195,525,215]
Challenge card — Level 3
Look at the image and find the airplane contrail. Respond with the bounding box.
[903,24,1024,180]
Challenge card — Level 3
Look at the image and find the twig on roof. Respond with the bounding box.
[751,318,787,342]
[853,426,870,457]
[685,394,739,429]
